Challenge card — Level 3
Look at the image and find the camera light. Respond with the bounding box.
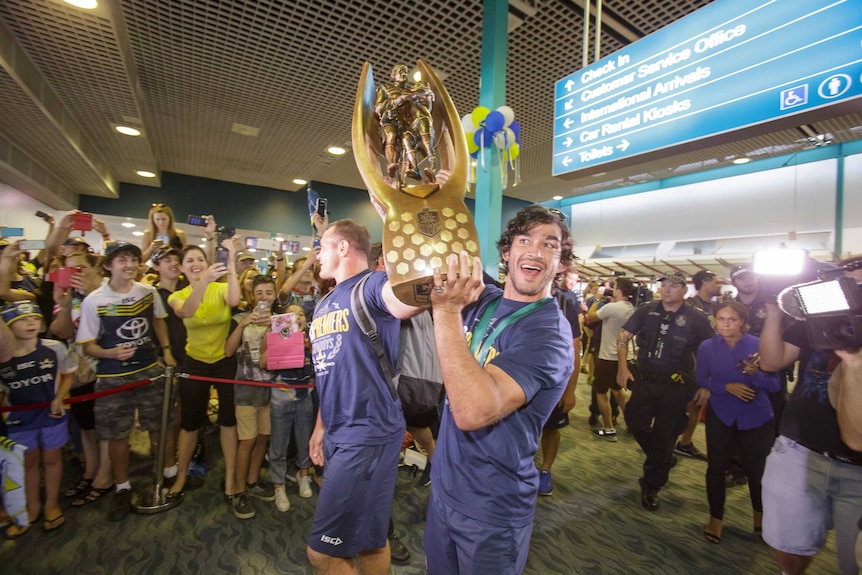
[753,249,806,276]
[796,280,851,315]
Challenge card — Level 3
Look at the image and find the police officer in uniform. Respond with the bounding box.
[616,272,714,511]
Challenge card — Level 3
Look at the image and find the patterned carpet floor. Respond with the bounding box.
[1,374,840,574]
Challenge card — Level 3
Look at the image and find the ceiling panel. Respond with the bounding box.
[0,0,858,207]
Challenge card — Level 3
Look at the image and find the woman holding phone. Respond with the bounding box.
[141,203,187,263]
[165,238,240,507]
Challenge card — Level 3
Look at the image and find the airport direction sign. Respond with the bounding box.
[552,0,862,177]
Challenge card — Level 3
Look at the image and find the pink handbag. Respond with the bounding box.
[266,330,305,370]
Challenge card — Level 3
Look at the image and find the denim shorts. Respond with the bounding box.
[762,435,862,575]
[9,421,69,451]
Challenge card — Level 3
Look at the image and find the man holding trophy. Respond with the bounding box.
[305,59,574,575]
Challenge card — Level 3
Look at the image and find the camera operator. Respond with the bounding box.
[759,257,862,575]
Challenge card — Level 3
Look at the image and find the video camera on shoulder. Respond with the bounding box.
[757,249,862,350]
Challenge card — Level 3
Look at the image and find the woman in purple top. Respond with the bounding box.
[693,301,780,545]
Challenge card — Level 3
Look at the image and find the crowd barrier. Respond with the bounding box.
[1,364,315,515]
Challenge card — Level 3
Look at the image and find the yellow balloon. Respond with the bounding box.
[510,143,520,160]
[466,133,479,154]
[471,106,491,127]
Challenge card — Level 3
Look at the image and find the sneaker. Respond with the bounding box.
[297,475,313,499]
[231,492,255,519]
[674,442,707,461]
[108,489,132,522]
[389,532,411,565]
[274,486,290,512]
[538,470,553,496]
[246,481,275,502]
[419,460,432,487]
[592,427,618,442]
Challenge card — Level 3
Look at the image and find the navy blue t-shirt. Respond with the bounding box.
[309,270,404,445]
[432,285,574,527]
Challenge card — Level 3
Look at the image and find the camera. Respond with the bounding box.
[779,274,862,350]
[764,251,862,350]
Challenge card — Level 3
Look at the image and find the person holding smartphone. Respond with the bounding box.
[141,203,187,264]
[166,238,240,508]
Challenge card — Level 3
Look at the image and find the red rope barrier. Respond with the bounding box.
[179,373,315,390]
[0,377,154,413]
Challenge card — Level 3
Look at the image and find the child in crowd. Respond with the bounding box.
[0,301,77,538]
[224,275,278,519]
[261,303,315,511]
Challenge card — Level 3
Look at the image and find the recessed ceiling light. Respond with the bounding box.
[121,222,136,228]
[136,170,156,178]
[733,158,751,164]
[64,0,98,9]
[274,237,284,242]
[132,231,144,237]
[115,125,141,136]
[198,244,206,249]
[293,179,307,185]
[592,172,607,177]
[248,248,257,253]
[552,195,563,201]
[327,146,347,156]
[285,251,294,256]
[302,246,311,251]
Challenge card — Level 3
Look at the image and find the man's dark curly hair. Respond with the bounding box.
[496,205,574,277]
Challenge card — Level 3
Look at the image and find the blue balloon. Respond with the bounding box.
[473,128,487,147]
[470,149,479,159]
[484,110,505,134]
[510,121,521,139]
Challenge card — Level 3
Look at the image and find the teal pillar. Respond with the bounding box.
[835,154,845,259]
[474,0,508,276]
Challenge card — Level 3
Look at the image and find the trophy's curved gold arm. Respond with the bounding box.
[352,60,480,306]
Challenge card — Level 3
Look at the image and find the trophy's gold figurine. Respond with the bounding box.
[352,59,481,306]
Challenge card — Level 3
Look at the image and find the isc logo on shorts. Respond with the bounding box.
[320,535,343,546]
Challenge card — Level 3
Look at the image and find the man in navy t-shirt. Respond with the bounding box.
[306,219,424,575]
[425,206,575,574]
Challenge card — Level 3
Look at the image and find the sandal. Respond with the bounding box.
[71,484,114,507]
[64,477,93,498]
[5,523,30,540]
[703,530,721,544]
[43,512,65,532]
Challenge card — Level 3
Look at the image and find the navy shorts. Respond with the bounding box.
[307,437,401,557]
[543,403,569,431]
[424,491,533,575]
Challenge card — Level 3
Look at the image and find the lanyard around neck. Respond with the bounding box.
[469,296,552,366]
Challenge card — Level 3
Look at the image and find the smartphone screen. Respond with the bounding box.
[20,239,45,250]
[245,237,258,249]
[187,215,207,227]
[316,198,327,217]
[215,246,230,266]
[2,227,24,237]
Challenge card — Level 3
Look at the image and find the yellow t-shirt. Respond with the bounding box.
[168,282,231,363]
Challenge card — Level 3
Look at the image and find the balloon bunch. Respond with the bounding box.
[462,105,522,189]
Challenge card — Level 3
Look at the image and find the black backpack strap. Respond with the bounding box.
[351,274,398,400]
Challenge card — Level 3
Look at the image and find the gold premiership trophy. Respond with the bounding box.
[352,59,480,306]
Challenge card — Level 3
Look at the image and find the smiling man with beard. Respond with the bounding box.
[424,205,575,575]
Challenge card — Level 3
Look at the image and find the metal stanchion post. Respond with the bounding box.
[132,365,182,513]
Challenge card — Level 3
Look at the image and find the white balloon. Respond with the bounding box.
[493,127,515,149]
[461,113,476,134]
[497,105,515,127]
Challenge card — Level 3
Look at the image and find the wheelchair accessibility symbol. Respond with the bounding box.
[780,85,808,110]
